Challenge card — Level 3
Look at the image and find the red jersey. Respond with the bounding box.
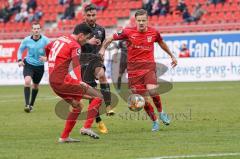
[45,35,81,84]
[113,27,163,77]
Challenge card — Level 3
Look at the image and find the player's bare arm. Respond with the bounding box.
[158,40,178,68]
[99,36,114,58]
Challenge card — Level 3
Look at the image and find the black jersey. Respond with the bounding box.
[117,40,128,54]
[80,22,105,64]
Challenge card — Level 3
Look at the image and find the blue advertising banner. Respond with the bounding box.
[155,32,240,58]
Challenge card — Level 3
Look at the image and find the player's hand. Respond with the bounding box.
[39,56,47,62]
[171,56,177,68]
[95,39,101,45]
[18,61,24,67]
[88,37,101,45]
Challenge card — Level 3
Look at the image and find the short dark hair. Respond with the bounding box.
[73,23,92,35]
[84,4,96,13]
[135,9,148,18]
[32,22,41,28]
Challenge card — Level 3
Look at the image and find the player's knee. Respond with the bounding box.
[98,75,107,83]
[148,90,158,97]
[72,100,80,108]
[24,78,31,86]
[32,84,39,89]
[95,68,106,81]
[147,84,159,95]
[147,88,158,96]
[98,72,107,82]
[72,106,81,113]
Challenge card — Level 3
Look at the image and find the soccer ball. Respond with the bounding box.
[127,94,145,112]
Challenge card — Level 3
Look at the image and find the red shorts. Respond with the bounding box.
[50,76,89,102]
[128,70,157,95]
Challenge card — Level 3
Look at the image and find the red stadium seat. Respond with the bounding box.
[208,4,216,13]
[1,0,240,39]
[57,5,65,13]
[75,0,82,5]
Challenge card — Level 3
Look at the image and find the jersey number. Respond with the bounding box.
[48,41,64,61]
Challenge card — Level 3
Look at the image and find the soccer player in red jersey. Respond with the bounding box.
[44,24,103,142]
[100,9,177,131]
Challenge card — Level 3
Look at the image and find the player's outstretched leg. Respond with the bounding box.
[93,100,108,134]
[144,98,159,132]
[100,83,114,116]
[29,83,40,112]
[58,100,82,143]
[147,84,170,125]
[23,76,32,113]
[97,120,108,134]
[24,86,31,113]
[96,112,108,134]
[152,95,170,125]
[58,137,80,143]
[80,85,103,139]
[95,67,115,116]
[80,97,102,139]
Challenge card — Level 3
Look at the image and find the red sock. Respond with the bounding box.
[152,95,162,113]
[61,107,81,139]
[84,98,102,128]
[144,102,157,121]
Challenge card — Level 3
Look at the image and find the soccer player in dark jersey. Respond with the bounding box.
[45,24,103,142]
[115,40,128,92]
[100,9,177,132]
[79,4,113,134]
[17,22,50,113]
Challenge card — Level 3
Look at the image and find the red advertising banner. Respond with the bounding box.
[0,42,27,63]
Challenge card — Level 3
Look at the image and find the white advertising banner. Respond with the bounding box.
[157,56,240,82]
[0,63,49,85]
[0,57,239,85]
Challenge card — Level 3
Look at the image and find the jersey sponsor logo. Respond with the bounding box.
[132,44,151,50]
[77,48,81,55]
[97,30,102,36]
[130,36,136,40]
[147,36,152,42]
[117,29,123,35]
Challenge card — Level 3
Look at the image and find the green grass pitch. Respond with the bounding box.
[0,82,240,159]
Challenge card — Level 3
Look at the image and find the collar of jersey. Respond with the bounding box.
[31,35,42,42]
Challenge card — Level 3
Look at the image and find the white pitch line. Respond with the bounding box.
[140,152,240,159]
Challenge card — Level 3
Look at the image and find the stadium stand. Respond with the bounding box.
[0,0,239,39]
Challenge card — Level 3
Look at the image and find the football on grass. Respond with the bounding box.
[127,94,145,112]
